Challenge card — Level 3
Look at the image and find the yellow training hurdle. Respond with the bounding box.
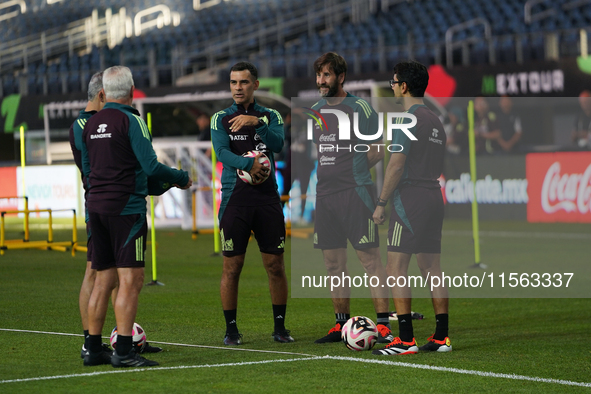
[0,208,80,256]
[0,196,30,241]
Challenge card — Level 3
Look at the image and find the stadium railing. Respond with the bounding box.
[3,0,591,95]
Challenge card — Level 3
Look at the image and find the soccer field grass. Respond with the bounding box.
[1,219,590,393]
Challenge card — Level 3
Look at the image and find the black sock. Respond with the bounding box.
[335,313,350,328]
[272,304,286,332]
[434,313,449,340]
[397,314,414,342]
[116,335,132,356]
[224,309,238,334]
[376,313,390,327]
[88,334,102,354]
[83,330,90,348]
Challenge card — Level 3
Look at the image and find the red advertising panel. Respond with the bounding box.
[0,167,18,213]
[527,152,591,222]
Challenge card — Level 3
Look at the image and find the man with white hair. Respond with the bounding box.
[81,65,192,367]
[71,71,163,362]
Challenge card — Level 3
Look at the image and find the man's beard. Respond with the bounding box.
[318,82,339,97]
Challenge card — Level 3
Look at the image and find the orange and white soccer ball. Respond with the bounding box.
[341,316,378,351]
[237,150,271,185]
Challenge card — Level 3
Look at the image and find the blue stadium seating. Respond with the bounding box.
[2,0,591,94]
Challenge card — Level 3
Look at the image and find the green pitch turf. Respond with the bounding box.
[0,219,590,393]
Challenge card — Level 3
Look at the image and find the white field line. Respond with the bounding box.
[0,328,316,357]
[443,230,591,240]
[0,357,323,384]
[328,356,591,388]
[0,328,84,337]
[149,340,317,357]
[1,354,590,388]
[1,328,590,388]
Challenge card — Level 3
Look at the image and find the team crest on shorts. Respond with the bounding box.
[220,230,234,252]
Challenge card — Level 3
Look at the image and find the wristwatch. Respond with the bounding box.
[376,197,388,207]
[257,117,266,127]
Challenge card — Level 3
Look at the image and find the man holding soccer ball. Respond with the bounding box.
[211,61,293,345]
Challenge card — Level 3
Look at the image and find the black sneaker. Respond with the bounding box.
[140,342,163,353]
[83,347,113,366]
[372,337,419,356]
[81,343,112,359]
[419,335,452,352]
[223,332,243,346]
[111,349,159,368]
[272,329,294,343]
[314,323,342,343]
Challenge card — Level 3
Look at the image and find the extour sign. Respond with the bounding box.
[526,152,591,223]
[494,70,564,95]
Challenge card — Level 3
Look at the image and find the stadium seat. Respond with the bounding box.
[26,73,38,95]
[271,58,286,78]
[2,75,18,95]
[132,69,150,89]
[0,0,586,94]
[560,31,580,58]
[498,36,517,63]
[47,74,62,94]
[469,41,489,65]
[67,72,81,93]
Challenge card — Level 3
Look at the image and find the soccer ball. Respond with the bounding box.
[237,150,271,185]
[341,316,378,351]
[110,322,147,353]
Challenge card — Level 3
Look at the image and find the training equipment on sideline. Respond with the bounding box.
[110,322,147,353]
[237,150,271,185]
[341,316,378,351]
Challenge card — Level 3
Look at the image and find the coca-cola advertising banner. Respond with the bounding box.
[527,152,591,223]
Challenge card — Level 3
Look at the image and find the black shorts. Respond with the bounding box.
[88,212,147,270]
[219,203,286,257]
[314,186,379,250]
[387,186,444,254]
[86,222,93,262]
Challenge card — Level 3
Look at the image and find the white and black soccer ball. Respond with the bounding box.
[110,322,147,353]
[237,150,271,185]
[341,316,378,351]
